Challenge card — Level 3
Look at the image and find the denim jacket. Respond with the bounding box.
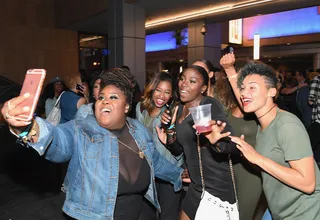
[29,116,183,220]
[135,102,184,167]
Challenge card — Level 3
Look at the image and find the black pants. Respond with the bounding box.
[139,178,181,220]
[308,122,320,162]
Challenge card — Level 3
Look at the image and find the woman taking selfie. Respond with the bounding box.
[159,65,239,220]
[136,72,183,220]
[1,68,183,220]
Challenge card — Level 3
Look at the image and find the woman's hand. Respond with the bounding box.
[220,53,236,72]
[1,93,33,132]
[201,120,231,145]
[155,126,167,145]
[160,106,179,126]
[181,168,191,183]
[230,135,263,165]
[156,106,179,145]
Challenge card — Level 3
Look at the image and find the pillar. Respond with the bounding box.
[188,21,222,68]
[314,53,320,70]
[108,0,146,90]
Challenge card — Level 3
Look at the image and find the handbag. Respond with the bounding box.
[195,134,239,220]
[46,91,65,126]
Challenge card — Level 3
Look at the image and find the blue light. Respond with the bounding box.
[244,6,320,39]
[146,29,189,52]
[146,31,177,52]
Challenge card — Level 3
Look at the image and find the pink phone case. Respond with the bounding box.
[15,69,46,121]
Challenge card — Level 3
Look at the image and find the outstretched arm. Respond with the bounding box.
[230,126,316,194]
[220,53,242,106]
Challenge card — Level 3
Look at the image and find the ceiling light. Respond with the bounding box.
[145,0,276,28]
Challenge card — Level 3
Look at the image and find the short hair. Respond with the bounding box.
[65,72,81,89]
[237,61,278,89]
[141,72,176,113]
[184,65,209,88]
[100,68,137,107]
[296,70,307,79]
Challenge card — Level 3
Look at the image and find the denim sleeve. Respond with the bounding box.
[28,117,76,163]
[151,142,183,192]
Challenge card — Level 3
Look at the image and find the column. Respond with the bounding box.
[108,0,146,90]
[314,53,320,70]
[188,21,222,67]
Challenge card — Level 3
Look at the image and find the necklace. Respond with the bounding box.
[117,139,145,159]
[258,104,277,119]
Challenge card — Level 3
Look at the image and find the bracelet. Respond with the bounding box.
[227,74,238,80]
[168,124,175,130]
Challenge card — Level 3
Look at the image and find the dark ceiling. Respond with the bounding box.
[65,0,320,35]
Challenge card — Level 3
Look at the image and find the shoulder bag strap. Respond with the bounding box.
[196,134,206,195]
[197,133,238,205]
[54,91,65,107]
[228,154,239,207]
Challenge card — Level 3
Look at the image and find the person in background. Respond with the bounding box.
[136,72,183,220]
[60,72,88,124]
[295,70,312,128]
[121,65,142,119]
[44,77,66,117]
[2,68,183,220]
[192,59,217,98]
[222,53,320,220]
[308,74,320,163]
[280,70,306,116]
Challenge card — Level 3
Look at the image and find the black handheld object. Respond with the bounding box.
[76,84,84,92]
[161,103,174,130]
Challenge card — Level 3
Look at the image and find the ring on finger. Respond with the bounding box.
[5,111,14,120]
[8,100,14,110]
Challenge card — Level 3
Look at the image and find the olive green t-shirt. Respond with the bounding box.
[256,109,320,220]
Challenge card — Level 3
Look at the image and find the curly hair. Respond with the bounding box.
[100,68,137,107]
[141,72,176,114]
[214,72,238,110]
[237,61,278,89]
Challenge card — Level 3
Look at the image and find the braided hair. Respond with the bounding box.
[100,68,137,107]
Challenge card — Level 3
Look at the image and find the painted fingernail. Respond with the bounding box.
[24,93,30,98]
[23,106,30,111]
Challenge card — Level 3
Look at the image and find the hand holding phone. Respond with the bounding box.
[15,69,46,121]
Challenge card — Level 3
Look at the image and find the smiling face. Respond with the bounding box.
[95,85,129,130]
[178,68,207,103]
[240,74,276,115]
[152,80,172,108]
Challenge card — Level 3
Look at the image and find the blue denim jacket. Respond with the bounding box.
[30,116,183,220]
[135,102,184,167]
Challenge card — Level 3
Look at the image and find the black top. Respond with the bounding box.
[112,124,150,220]
[176,96,238,203]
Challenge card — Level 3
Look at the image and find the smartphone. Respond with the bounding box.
[76,83,84,92]
[15,69,46,121]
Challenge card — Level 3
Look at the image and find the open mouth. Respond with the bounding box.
[101,108,112,114]
[155,99,165,106]
[241,97,252,106]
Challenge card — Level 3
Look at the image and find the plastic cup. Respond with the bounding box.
[189,104,212,133]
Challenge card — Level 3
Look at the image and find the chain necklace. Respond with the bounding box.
[117,139,145,159]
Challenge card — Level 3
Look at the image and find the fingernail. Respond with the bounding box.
[23,106,30,111]
[24,93,30,98]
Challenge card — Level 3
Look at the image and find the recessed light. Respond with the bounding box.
[286,43,291,45]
